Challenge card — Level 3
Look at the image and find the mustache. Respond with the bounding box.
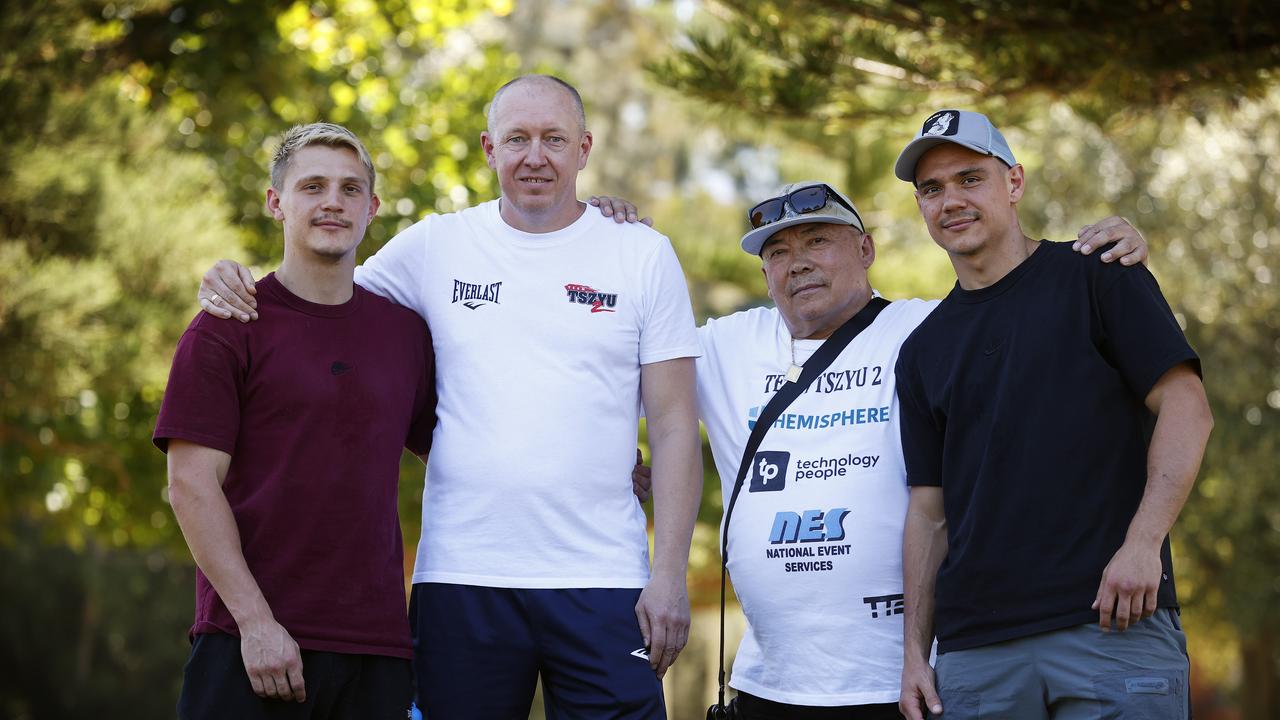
[311,215,351,228]
[942,212,980,227]
[786,278,826,296]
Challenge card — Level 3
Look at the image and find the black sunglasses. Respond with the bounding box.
[748,183,863,230]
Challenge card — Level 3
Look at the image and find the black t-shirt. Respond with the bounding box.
[895,241,1200,654]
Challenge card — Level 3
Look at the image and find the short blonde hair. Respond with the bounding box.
[270,122,376,191]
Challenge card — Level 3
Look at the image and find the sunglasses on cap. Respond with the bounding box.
[748,183,863,230]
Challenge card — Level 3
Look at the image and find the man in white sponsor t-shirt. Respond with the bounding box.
[196,75,703,719]
[689,181,1148,719]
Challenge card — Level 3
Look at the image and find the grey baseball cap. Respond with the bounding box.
[739,180,865,255]
[894,109,1017,182]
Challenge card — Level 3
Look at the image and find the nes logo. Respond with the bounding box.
[748,451,790,493]
[769,508,849,544]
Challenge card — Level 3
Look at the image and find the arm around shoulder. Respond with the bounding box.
[199,260,260,322]
[353,220,432,313]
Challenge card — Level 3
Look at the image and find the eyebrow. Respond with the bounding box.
[295,175,367,187]
[761,224,830,253]
[916,166,987,188]
[502,125,570,136]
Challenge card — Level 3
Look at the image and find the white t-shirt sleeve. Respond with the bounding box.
[638,236,700,365]
[353,221,428,317]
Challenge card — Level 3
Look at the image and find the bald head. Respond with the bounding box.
[487,75,587,136]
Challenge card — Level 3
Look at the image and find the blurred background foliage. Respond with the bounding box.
[1,1,1276,718]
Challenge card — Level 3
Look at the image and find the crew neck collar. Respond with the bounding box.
[488,198,593,248]
[950,240,1052,304]
[260,272,361,317]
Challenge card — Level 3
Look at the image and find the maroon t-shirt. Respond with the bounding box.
[154,273,435,659]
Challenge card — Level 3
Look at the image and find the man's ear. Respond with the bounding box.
[860,232,876,270]
[480,131,498,170]
[265,187,284,221]
[577,130,593,171]
[1007,163,1026,204]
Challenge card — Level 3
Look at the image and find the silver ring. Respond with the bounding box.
[209,293,222,305]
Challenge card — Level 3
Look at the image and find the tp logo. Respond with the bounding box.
[748,451,790,493]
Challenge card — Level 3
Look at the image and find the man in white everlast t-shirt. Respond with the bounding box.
[196,75,703,720]
[690,181,1149,720]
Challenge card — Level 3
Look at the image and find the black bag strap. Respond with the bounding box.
[712,296,889,711]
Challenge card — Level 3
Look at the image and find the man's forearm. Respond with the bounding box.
[168,451,273,626]
[1128,367,1213,548]
[647,413,702,578]
[641,359,702,578]
[903,488,947,663]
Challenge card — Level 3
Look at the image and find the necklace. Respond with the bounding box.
[786,336,804,383]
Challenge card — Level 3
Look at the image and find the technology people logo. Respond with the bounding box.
[748,451,790,493]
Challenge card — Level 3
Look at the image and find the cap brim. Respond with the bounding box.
[740,215,855,255]
[894,136,1003,182]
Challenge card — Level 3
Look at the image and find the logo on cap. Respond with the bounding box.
[923,110,959,137]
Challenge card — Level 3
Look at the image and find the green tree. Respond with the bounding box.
[651,0,1280,123]
[0,86,244,719]
[3,0,517,259]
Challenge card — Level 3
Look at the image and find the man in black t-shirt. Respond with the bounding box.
[892,110,1213,720]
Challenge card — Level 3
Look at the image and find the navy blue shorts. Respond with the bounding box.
[177,632,411,720]
[410,583,666,719]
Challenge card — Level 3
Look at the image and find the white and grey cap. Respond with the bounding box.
[739,180,865,255]
[893,109,1017,182]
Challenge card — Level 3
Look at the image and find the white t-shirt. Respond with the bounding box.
[355,200,700,588]
[696,299,937,706]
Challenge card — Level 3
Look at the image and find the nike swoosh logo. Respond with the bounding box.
[630,647,649,661]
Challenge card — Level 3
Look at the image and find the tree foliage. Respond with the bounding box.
[651,0,1280,124]
[3,0,517,260]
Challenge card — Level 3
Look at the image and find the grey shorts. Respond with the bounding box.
[933,609,1189,719]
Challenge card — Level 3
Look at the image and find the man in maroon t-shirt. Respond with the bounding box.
[154,123,436,719]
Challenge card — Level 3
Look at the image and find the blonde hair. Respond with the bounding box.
[270,122,375,191]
